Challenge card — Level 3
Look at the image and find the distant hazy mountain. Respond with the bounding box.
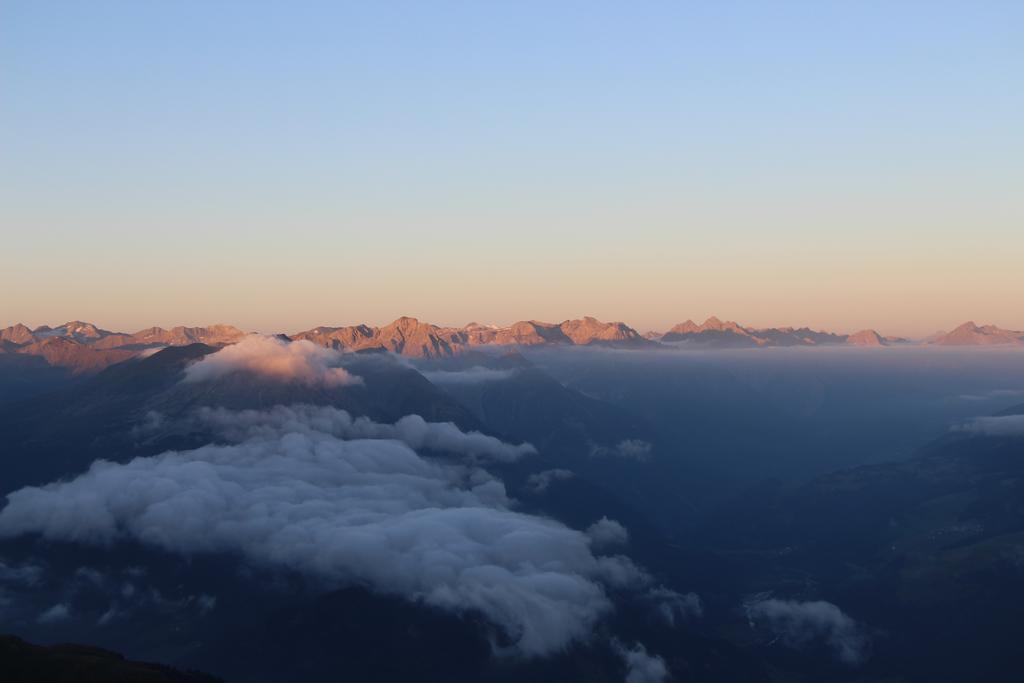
[291,316,653,357]
[929,321,1024,346]
[0,323,36,345]
[293,316,461,357]
[0,323,246,373]
[32,320,114,342]
[4,315,1021,375]
[93,324,246,349]
[846,329,887,346]
[14,337,137,374]
[0,322,245,350]
[659,316,849,347]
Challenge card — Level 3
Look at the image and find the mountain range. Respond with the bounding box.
[2,316,1023,682]
[1,317,1021,374]
[658,316,903,347]
[290,315,651,357]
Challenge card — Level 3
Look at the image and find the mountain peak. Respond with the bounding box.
[557,317,645,345]
[932,321,1023,346]
[383,316,430,330]
[847,329,886,346]
[0,323,35,345]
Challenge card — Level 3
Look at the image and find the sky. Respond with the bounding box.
[2,1,1022,337]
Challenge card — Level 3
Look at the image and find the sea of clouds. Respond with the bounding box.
[0,336,701,678]
[0,407,644,656]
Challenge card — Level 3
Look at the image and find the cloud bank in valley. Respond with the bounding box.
[526,468,574,494]
[957,389,1024,402]
[591,439,653,461]
[0,408,644,656]
[745,598,869,665]
[614,640,669,683]
[955,414,1024,436]
[421,367,518,385]
[182,335,363,387]
[586,517,629,548]
[37,603,71,623]
[195,404,537,463]
[0,559,44,587]
[646,586,703,625]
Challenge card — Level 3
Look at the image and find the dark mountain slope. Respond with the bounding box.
[692,418,1024,683]
[0,635,221,683]
[0,353,74,404]
[0,345,480,492]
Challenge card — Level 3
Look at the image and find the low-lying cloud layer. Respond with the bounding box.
[196,404,537,463]
[957,389,1024,402]
[0,559,44,587]
[647,586,703,625]
[37,603,70,624]
[0,408,642,656]
[0,558,215,629]
[586,517,629,548]
[591,439,653,461]
[183,335,363,387]
[421,367,518,385]
[955,414,1024,436]
[526,468,574,494]
[614,640,669,683]
[745,597,869,665]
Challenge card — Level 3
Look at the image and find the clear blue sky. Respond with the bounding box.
[2,1,1021,335]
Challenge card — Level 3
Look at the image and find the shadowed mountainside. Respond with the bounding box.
[691,405,1024,683]
[0,344,481,491]
[0,635,222,683]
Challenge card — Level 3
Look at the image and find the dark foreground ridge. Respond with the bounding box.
[0,635,222,683]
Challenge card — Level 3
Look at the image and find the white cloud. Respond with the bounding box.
[196,404,536,463]
[591,439,653,461]
[37,603,71,623]
[0,559,44,586]
[131,410,166,437]
[745,597,869,665]
[197,593,217,615]
[182,335,362,387]
[614,640,669,683]
[526,469,574,494]
[586,517,629,548]
[96,587,216,626]
[97,605,121,626]
[421,367,517,385]
[957,389,1024,402]
[74,566,106,587]
[0,408,644,656]
[955,414,1024,436]
[646,586,702,625]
